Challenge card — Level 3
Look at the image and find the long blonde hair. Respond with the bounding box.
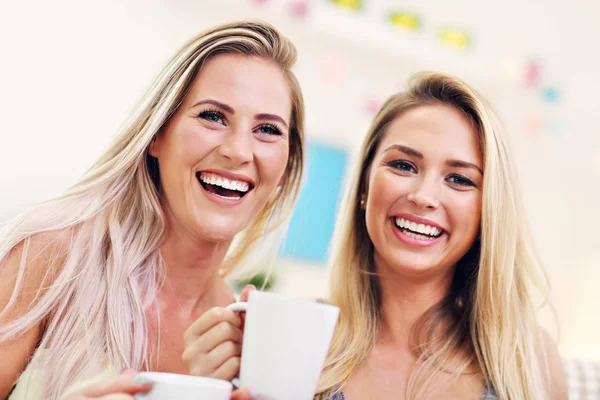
[0,20,305,399]
[316,72,550,399]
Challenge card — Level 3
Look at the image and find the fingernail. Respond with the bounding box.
[119,368,128,374]
[250,389,257,399]
[133,375,152,384]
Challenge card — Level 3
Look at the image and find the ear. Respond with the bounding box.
[148,134,160,158]
[277,172,286,188]
[360,193,367,209]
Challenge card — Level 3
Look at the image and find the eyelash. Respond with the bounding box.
[447,174,476,187]
[256,123,283,136]
[387,160,415,172]
[386,160,476,188]
[197,109,282,136]
[198,108,224,124]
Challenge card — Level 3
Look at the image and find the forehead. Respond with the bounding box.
[185,54,292,122]
[379,104,482,164]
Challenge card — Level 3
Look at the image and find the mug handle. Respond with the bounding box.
[225,302,248,389]
[226,302,248,312]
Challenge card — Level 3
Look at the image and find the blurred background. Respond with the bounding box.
[0,0,598,365]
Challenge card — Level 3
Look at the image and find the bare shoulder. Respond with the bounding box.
[0,228,72,317]
[537,327,568,400]
[0,229,72,397]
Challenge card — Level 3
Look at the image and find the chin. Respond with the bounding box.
[388,252,445,276]
[196,216,248,242]
[199,226,240,243]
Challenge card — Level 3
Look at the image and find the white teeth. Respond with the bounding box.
[405,231,435,241]
[394,217,442,237]
[199,173,251,193]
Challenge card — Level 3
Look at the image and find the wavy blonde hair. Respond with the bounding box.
[316,72,550,399]
[0,20,304,399]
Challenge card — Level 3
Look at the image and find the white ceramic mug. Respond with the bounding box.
[133,372,232,400]
[227,291,340,400]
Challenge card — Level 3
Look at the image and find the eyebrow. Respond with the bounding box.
[384,144,423,159]
[254,113,289,129]
[446,159,483,175]
[192,99,234,114]
[383,144,483,175]
[192,99,289,129]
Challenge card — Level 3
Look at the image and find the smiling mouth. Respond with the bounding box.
[196,172,254,200]
[393,217,444,241]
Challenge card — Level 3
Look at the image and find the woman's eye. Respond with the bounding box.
[256,124,282,136]
[388,160,416,172]
[447,174,476,187]
[198,110,225,124]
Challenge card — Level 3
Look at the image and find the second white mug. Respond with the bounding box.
[133,372,232,400]
[227,291,339,400]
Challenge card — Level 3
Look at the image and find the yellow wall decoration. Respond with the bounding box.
[437,28,471,49]
[388,11,421,31]
[329,0,361,11]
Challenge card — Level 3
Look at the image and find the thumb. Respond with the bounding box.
[239,284,256,302]
[230,387,255,400]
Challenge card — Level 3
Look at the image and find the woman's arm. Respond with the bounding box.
[0,231,67,398]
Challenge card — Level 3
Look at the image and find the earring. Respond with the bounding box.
[360,199,365,206]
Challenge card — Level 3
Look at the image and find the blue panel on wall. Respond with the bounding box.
[280,141,348,263]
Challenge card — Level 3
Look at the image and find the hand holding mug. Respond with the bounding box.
[182,285,255,381]
[63,369,152,399]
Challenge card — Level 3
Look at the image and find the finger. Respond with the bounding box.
[184,307,242,345]
[211,356,241,381]
[238,285,256,330]
[183,322,243,372]
[83,373,153,397]
[206,340,242,370]
[96,395,136,400]
[230,387,255,400]
[239,285,256,302]
[189,320,244,356]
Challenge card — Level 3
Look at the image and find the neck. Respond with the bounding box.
[159,216,234,315]
[375,255,455,349]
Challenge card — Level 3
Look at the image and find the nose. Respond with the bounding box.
[407,175,440,210]
[217,127,253,166]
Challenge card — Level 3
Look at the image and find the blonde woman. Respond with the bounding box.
[316,73,567,399]
[0,20,304,400]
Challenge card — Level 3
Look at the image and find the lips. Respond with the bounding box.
[394,217,443,238]
[390,214,447,247]
[196,171,254,201]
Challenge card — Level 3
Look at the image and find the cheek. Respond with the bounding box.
[448,194,482,236]
[159,127,212,168]
[368,171,408,210]
[256,142,290,186]
[180,128,220,163]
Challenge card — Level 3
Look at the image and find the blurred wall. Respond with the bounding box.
[0,0,598,361]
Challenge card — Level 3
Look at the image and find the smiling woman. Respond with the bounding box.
[148,54,293,243]
[316,72,567,400]
[367,104,483,275]
[0,20,304,400]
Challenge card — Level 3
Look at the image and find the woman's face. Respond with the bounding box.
[150,54,292,242]
[365,104,483,280]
